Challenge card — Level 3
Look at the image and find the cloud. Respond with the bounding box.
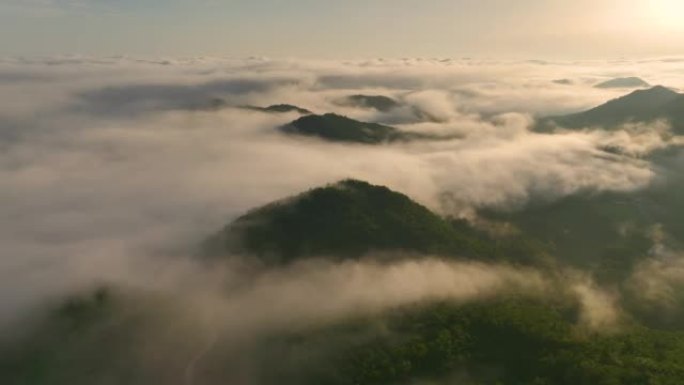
[75,78,302,116]
[1,55,683,335]
[177,258,548,338]
[627,251,684,311]
[571,278,622,330]
[2,253,616,385]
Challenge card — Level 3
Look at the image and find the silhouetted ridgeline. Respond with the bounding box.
[594,77,650,89]
[540,86,684,133]
[279,114,406,144]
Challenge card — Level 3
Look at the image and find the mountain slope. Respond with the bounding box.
[480,192,654,279]
[204,179,550,265]
[206,180,472,263]
[7,179,684,385]
[282,298,684,385]
[279,113,407,144]
[543,86,684,132]
[480,145,684,285]
[10,285,684,385]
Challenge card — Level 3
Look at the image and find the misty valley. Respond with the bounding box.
[2,57,684,385]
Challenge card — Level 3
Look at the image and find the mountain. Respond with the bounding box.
[595,77,650,89]
[477,143,684,285]
[279,113,455,144]
[205,179,473,263]
[338,94,400,112]
[480,191,654,280]
[243,104,312,114]
[204,179,550,265]
[279,113,407,144]
[553,78,573,85]
[337,94,450,123]
[542,86,684,132]
[194,99,312,114]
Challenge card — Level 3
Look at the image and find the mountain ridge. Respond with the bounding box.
[279,113,407,144]
[204,179,550,266]
[541,85,684,132]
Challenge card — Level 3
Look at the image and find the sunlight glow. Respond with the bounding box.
[647,0,684,30]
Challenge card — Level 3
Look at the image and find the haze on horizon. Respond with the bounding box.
[1,0,683,59]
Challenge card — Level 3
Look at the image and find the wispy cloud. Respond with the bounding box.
[0,56,682,331]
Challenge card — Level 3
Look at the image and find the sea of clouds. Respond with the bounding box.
[2,56,684,367]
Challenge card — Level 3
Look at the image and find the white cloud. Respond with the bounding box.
[0,56,682,333]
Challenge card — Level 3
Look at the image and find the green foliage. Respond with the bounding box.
[9,291,684,385]
[207,180,465,263]
[449,219,555,268]
[545,330,684,385]
[339,299,573,385]
[481,192,655,274]
[205,179,551,266]
[267,299,684,385]
[0,288,142,385]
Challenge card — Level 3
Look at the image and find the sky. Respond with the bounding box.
[0,0,683,58]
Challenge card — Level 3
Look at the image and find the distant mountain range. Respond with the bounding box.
[195,98,313,114]
[282,85,684,145]
[541,85,684,133]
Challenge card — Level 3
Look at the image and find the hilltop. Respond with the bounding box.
[279,113,406,144]
[204,179,549,265]
[542,86,684,132]
[594,77,650,89]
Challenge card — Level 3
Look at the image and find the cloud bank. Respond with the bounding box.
[1,56,683,334]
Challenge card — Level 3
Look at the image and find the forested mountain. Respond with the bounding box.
[279,114,408,144]
[204,179,550,266]
[542,86,684,133]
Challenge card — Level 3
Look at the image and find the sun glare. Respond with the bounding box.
[647,0,684,30]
